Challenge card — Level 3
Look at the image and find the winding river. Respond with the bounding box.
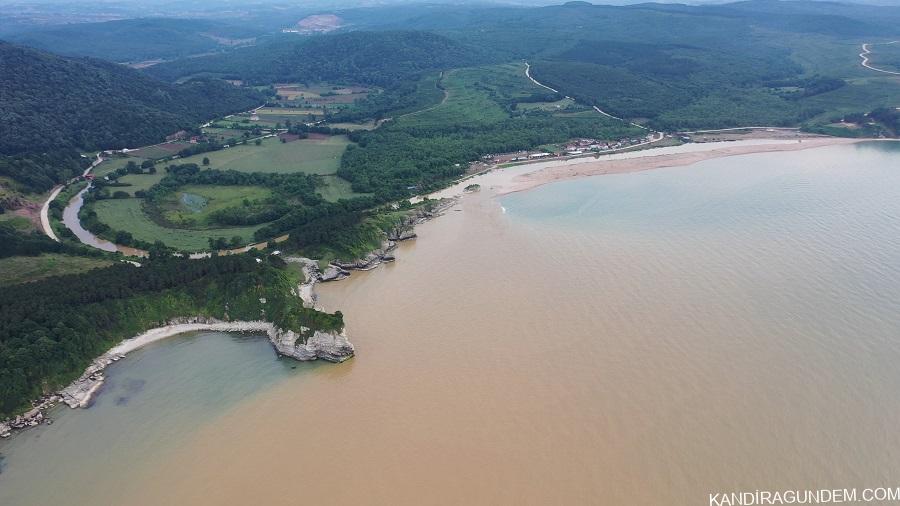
[61,185,148,257]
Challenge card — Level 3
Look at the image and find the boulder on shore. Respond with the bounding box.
[388,228,417,242]
[321,265,350,282]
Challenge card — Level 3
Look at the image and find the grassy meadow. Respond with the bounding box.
[317,174,370,202]
[159,184,272,227]
[868,41,900,73]
[177,135,350,174]
[92,198,263,251]
[117,171,166,195]
[0,254,113,285]
[93,156,147,177]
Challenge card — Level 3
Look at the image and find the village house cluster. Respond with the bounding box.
[480,133,657,165]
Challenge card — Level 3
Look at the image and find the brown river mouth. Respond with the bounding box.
[5,141,900,505]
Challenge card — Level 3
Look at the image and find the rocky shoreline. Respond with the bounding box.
[325,199,455,280]
[0,198,455,440]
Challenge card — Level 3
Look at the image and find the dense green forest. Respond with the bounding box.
[0,223,97,259]
[340,113,640,194]
[0,42,263,192]
[146,31,488,85]
[0,255,343,417]
[7,18,262,63]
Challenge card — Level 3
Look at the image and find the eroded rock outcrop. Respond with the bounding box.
[271,328,354,363]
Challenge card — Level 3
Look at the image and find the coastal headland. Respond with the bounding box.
[0,197,454,438]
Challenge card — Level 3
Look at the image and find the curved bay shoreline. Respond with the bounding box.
[0,198,456,440]
[3,136,892,440]
[0,317,353,438]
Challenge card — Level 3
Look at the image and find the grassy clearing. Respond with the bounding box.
[177,135,351,174]
[802,76,900,121]
[400,63,548,128]
[317,175,370,202]
[324,120,380,131]
[516,97,576,111]
[128,142,191,160]
[767,32,869,78]
[93,156,147,177]
[230,108,323,127]
[92,198,263,251]
[0,214,33,231]
[867,41,900,73]
[274,83,373,108]
[257,107,323,116]
[159,184,272,227]
[203,127,249,143]
[0,254,113,285]
[117,171,165,196]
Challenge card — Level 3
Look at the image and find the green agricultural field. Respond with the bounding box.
[177,135,351,174]
[93,156,147,177]
[0,254,113,285]
[317,175,371,202]
[324,120,381,131]
[231,108,324,127]
[117,171,166,196]
[275,83,372,106]
[92,198,263,251]
[158,184,272,227]
[203,127,249,142]
[128,142,191,160]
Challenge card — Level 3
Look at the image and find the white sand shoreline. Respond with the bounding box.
[60,318,280,410]
[1,315,354,437]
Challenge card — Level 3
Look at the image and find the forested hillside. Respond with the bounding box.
[144,1,900,131]
[146,30,489,85]
[7,18,262,63]
[0,42,263,191]
[0,255,343,417]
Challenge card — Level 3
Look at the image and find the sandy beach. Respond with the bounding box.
[58,319,279,409]
[426,137,878,201]
[107,321,278,356]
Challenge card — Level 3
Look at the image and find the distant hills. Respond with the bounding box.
[5,18,262,63]
[145,30,490,85]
